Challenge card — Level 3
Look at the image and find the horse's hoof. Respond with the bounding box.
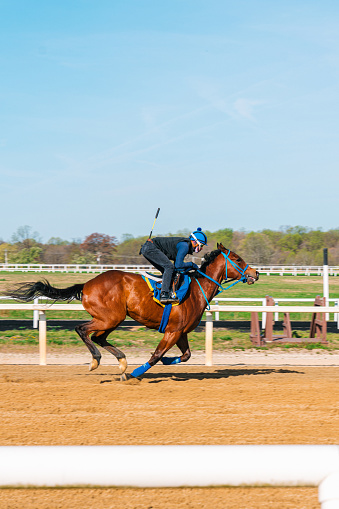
[119,357,128,374]
[120,373,128,381]
[89,358,99,371]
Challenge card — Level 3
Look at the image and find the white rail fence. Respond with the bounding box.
[1,263,339,275]
[213,298,339,328]
[2,296,338,330]
[0,445,339,507]
[0,302,336,366]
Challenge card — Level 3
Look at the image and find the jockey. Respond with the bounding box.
[140,228,208,304]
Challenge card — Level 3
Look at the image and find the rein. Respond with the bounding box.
[195,250,249,310]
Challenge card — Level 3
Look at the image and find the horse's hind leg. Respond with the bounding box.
[91,331,128,375]
[75,322,102,371]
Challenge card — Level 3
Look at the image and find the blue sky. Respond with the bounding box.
[1,0,338,243]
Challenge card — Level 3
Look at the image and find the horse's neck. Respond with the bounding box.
[205,257,225,287]
[194,258,225,305]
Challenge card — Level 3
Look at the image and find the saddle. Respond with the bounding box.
[143,271,185,293]
[141,272,191,308]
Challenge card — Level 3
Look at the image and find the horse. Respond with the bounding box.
[7,243,259,379]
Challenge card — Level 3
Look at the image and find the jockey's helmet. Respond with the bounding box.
[190,228,208,246]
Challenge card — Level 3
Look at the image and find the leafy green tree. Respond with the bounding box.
[0,243,17,263]
[324,229,339,248]
[47,237,70,246]
[206,228,233,250]
[278,233,303,253]
[239,232,274,264]
[12,246,42,263]
[302,230,324,252]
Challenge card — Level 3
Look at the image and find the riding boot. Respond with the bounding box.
[160,291,178,304]
[160,291,170,304]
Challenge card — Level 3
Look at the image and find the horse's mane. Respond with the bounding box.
[196,249,222,277]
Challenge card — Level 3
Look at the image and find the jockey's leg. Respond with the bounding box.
[140,241,174,295]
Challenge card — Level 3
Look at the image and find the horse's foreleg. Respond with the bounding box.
[161,332,191,365]
[129,331,181,378]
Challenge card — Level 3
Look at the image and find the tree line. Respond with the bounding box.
[1,225,339,266]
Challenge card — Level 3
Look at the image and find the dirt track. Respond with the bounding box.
[1,363,338,508]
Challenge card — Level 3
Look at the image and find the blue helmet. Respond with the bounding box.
[190,227,208,246]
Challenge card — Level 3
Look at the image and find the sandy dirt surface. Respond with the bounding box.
[1,362,338,508]
[2,344,339,367]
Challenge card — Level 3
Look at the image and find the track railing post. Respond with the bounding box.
[39,311,47,366]
[262,298,266,329]
[33,297,39,329]
[214,300,219,321]
[205,311,213,366]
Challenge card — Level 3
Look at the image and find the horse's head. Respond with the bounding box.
[217,243,259,284]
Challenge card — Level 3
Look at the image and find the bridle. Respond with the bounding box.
[194,250,249,310]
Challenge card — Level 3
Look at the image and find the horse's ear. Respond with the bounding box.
[217,243,226,251]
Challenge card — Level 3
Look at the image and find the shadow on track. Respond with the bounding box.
[147,368,303,383]
[97,367,303,384]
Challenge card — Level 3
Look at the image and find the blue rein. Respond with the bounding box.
[195,250,249,310]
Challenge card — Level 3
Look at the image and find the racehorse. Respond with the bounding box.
[7,244,259,379]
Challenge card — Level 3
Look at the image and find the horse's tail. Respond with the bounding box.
[5,279,84,302]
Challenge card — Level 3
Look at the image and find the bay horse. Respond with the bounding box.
[7,244,259,379]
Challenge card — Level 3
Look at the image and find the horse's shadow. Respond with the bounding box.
[146,367,303,383]
[97,367,303,384]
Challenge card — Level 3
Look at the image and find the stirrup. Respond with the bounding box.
[169,291,179,303]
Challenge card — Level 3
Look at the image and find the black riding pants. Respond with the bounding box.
[140,241,174,293]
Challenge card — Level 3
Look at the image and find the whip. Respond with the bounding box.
[149,208,160,239]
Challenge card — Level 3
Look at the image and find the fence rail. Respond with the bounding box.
[0,263,339,275]
[0,263,155,273]
[0,302,336,366]
[1,445,339,508]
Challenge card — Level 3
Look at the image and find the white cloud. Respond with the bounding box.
[234,98,264,120]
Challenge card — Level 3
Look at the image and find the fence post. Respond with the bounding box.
[33,298,39,329]
[39,311,47,366]
[205,311,213,366]
[215,300,219,321]
[275,300,279,321]
[323,249,329,321]
[262,298,266,329]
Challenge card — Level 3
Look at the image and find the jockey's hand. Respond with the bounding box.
[191,263,199,271]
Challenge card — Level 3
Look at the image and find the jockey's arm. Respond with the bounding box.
[174,241,198,271]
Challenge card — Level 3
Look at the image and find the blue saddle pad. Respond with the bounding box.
[142,274,191,333]
[142,274,191,305]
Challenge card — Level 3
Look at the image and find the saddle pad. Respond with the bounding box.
[142,274,191,308]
